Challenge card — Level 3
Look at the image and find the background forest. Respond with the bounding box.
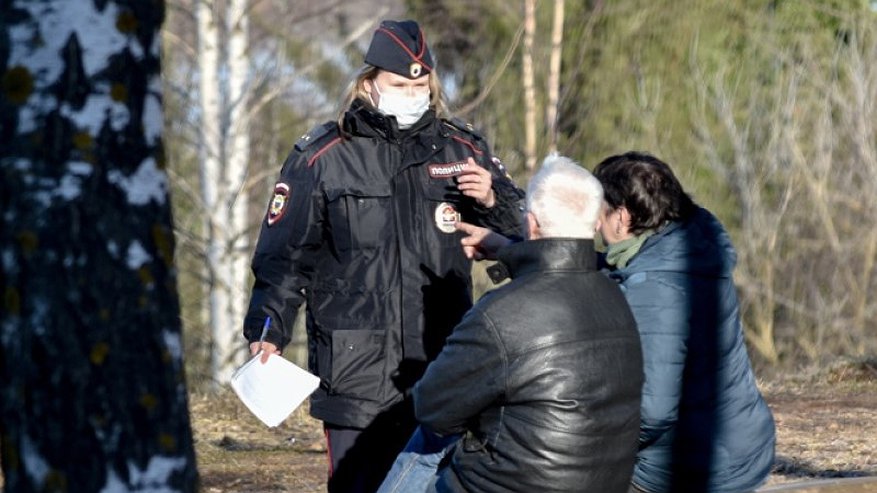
[4,2,874,490]
[162,0,877,390]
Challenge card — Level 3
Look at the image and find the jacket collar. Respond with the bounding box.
[343,98,437,140]
[487,239,597,284]
[605,206,736,282]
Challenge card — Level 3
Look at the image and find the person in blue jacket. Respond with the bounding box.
[592,151,776,493]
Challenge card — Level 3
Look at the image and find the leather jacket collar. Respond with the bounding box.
[488,239,597,284]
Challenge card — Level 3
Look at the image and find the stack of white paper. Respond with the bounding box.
[230,352,321,427]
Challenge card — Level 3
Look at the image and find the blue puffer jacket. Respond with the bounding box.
[605,207,775,493]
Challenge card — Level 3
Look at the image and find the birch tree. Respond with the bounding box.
[164,1,388,384]
[196,0,252,385]
[522,0,538,172]
[545,0,565,153]
[0,1,198,491]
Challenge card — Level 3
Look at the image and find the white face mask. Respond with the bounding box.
[371,81,430,129]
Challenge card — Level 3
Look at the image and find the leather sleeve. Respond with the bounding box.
[413,307,507,436]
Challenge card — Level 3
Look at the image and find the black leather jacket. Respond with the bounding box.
[414,239,644,493]
[243,100,525,428]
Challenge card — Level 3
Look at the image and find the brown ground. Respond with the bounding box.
[192,358,877,493]
[0,360,873,491]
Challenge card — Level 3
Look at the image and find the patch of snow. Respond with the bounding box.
[125,241,152,270]
[9,2,158,138]
[98,455,189,493]
[107,241,119,259]
[162,330,182,362]
[21,434,49,486]
[56,161,91,203]
[107,158,167,206]
[143,89,163,146]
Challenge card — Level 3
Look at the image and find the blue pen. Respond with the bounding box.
[259,316,271,344]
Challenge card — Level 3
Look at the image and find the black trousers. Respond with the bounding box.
[324,408,418,493]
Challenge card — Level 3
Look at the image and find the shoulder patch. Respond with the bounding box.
[444,117,484,141]
[266,182,290,226]
[295,122,338,151]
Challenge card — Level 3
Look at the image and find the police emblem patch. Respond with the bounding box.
[434,202,460,234]
[267,183,290,226]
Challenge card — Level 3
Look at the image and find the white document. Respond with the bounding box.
[230,352,320,427]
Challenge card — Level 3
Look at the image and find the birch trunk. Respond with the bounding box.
[197,0,251,386]
[546,0,565,154]
[222,0,251,381]
[523,0,538,172]
[197,0,225,386]
[0,1,198,491]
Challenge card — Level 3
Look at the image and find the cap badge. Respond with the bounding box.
[267,183,290,226]
[409,62,423,78]
[434,202,460,234]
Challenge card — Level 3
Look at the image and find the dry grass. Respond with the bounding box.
[759,359,877,487]
[190,392,327,493]
[190,358,877,492]
[1,360,874,491]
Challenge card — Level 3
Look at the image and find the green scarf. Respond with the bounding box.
[605,230,654,269]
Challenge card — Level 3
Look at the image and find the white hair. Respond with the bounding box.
[526,154,603,239]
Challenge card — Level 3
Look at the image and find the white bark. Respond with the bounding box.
[546,0,565,153]
[222,0,252,381]
[198,0,238,385]
[196,0,253,385]
[523,0,538,172]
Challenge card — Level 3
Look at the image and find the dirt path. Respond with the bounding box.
[758,363,877,487]
[192,362,877,492]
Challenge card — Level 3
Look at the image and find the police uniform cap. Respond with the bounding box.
[364,20,435,79]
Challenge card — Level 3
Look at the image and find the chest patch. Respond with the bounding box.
[267,183,290,226]
[427,161,470,179]
[434,202,460,234]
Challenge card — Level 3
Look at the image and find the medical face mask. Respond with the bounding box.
[371,81,430,129]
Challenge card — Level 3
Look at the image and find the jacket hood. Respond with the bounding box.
[615,207,736,280]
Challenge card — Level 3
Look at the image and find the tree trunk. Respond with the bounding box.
[197,0,224,387]
[0,1,198,491]
[222,0,252,382]
[523,0,538,172]
[198,0,250,386]
[546,0,565,154]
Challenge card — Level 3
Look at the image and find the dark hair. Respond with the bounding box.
[592,151,696,234]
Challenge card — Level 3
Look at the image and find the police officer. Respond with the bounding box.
[242,19,525,493]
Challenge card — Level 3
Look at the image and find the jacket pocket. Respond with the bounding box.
[325,186,392,251]
[325,329,385,400]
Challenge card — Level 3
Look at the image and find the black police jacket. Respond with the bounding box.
[243,99,525,428]
[414,239,644,493]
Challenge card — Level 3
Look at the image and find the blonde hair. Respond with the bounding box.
[527,154,604,239]
[337,65,449,126]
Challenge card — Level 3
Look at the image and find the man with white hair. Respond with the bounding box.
[379,155,644,493]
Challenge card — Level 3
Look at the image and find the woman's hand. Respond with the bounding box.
[249,341,281,364]
[456,158,496,208]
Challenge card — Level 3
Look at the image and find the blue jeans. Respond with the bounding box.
[376,425,460,493]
